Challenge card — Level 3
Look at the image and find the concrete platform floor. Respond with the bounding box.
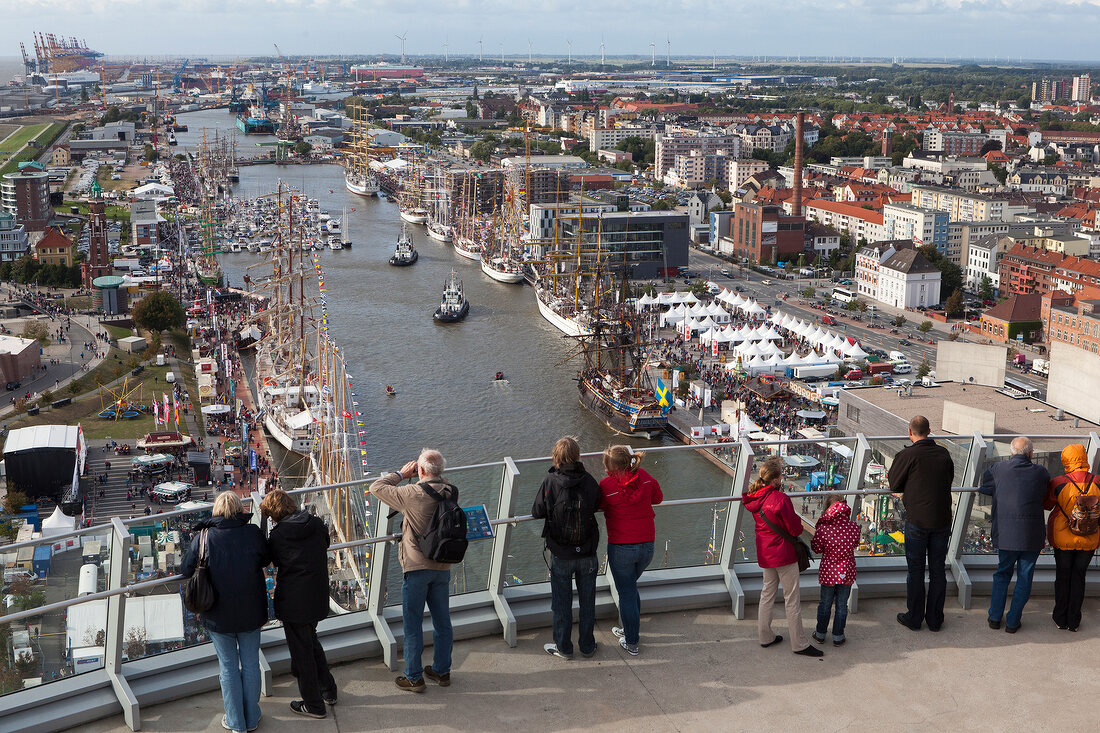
[86,596,1100,733]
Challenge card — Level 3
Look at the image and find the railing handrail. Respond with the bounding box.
[1,485,982,627]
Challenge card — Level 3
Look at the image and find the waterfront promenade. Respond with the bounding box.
[85,597,1099,733]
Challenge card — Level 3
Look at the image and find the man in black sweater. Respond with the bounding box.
[888,415,955,631]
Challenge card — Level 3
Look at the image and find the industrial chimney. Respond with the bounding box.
[792,111,804,217]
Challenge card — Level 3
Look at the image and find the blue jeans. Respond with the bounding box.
[401,568,452,682]
[903,523,950,629]
[989,549,1040,629]
[550,554,598,655]
[607,542,654,645]
[816,584,852,641]
[209,629,262,733]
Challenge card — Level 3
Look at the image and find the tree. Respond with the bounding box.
[143,144,158,162]
[893,315,907,327]
[979,275,994,302]
[124,628,147,659]
[917,359,932,378]
[132,291,185,334]
[919,320,933,333]
[846,298,860,311]
[918,245,962,297]
[80,87,89,103]
[800,286,816,298]
[20,320,49,346]
[465,100,477,118]
[2,489,29,515]
[292,141,312,157]
[979,139,1002,155]
[1017,94,1032,110]
[944,289,964,317]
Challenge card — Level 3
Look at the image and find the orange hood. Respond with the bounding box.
[1061,444,1089,474]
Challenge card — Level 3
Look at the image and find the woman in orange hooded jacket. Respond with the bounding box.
[1045,444,1100,631]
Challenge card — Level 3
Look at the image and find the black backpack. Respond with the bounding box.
[416,481,468,564]
[548,483,596,550]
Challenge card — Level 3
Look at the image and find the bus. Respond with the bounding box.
[831,287,855,303]
[1003,376,1041,398]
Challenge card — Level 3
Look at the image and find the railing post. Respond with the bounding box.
[105,517,140,731]
[487,458,519,647]
[719,437,754,619]
[948,433,988,610]
[842,434,872,614]
[367,497,398,671]
[1087,432,1100,473]
[247,490,273,696]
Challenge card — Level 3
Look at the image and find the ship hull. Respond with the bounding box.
[389,251,419,266]
[345,172,379,196]
[433,300,469,322]
[480,258,525,283]
[535,291,592,337]
[578,379,667,437]
[452,242,481,261]
[263,412,314,454]
[400,210,428,225]
[427,226,452,243]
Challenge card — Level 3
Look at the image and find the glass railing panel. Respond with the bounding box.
[866,435,973,525]
[292,484,373,614]
[0,529,114,694]
[965,436,1087,556]
[374,464,506,604]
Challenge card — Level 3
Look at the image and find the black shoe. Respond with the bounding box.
[424,665,450,687]
[760,635,784,648]
[580,642,598,658]
[927,625,942,632]
[1005,624,1020,634]
[1054,618,1068,631]
[290,701,326,719]
[1069,627,1079,632]
[896,613,921,631]
[795,645,824,657]
[321,689,338,705]
[988,617,1002,630]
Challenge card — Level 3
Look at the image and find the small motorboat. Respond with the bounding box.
[385,385,397,397]
[433,270,469,323]
[494,371,505,381]
[389,224,418,266]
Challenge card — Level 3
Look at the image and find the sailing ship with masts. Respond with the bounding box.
[574,267,667,437]
[344,104,380,197]
[398,148,430,225]
[480,183,525,283]
[426,166,453,242]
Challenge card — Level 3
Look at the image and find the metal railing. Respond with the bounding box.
[1,430,1098,733]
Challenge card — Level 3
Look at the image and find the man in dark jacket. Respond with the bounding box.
[888,415,955,632]
[262,489,337,718]
[532,436,601,660]
[979,436,1050,633]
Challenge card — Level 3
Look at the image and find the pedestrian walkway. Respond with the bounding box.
[82,597,1100,733]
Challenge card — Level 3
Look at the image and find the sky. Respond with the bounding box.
[3,0,1100,63]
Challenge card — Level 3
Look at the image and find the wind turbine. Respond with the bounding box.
[600,37,606,65]
[528,39,533,65]
[478,36,483,63]
[666,35,671,67]
[395,32,407,64]
[650,42,655,67]
[713,50,716,70]
[500,42,505,66]
[567,38,572,64]
[443,36,449,63]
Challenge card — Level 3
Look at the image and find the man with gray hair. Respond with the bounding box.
[979,436,1050,633]
[370,449,456,691]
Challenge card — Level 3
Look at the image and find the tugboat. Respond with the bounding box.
[433,270,470,323]
[388,224,418,266]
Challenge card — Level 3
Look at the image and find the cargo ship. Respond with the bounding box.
[236,105,275,135]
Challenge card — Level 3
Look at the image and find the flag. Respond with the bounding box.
[826,462,836,487]
[163,394,170,428]
[172,393,180,426]
[655,378,671,409]
[342,410,352,419]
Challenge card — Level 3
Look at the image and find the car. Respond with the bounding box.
[821,316,838,326]
[761,279,771,285]
[5,381,20,391]
[720,268,730,277]
[899,339,913,346]
[839,279,854,286]
[880,375,895,386]
[734,285,745,292]
[844,369,864,380]
[892,363,913,374]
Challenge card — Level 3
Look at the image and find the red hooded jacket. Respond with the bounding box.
[599,468,663,544]
[810,500,859,586]
[742,483,803,569]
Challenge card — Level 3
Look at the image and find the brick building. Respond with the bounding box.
[978,293,1043,344]
[1040,290,1100,355]
[1,167,51,234]
[720,201,805,264]
[998,244,1100,299]
[0,335,41,384]
[33,226,73,267]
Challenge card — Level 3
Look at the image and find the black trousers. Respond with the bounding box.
[1053,548,1095,630]
[283,621,336,709]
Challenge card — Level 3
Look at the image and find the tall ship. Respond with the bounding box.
[480,173,527,284]
[531,201,605,338]
[451,171,484,260]
[344,105,380,196]
[574,270,667,437]
[398,148,429,224]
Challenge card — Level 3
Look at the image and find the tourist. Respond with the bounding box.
[179,491,268,733]
[368,449,456,692]
[979,437,1050,632]
[532,436,601,660]
[599,445,663,656]
[261,489,337,718]
[743,456,821,657]
[888,415,954,632]
[1045,444,1100,632]
[811,496,859,646]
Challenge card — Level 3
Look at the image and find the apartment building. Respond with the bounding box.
[727,159,770,192]
[717,201,805,264]
[804,199,886,243]
[0,211,30,262]
[588,123,658,153]
[654,132,741,180]
[1041,291,1100,354]
[33,226,73,267]
[882,202,949,250]
[855,241,942,308]
[964,234,1012,293]
[910,185,1007,222]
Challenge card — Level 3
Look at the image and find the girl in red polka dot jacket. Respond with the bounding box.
[810,496,860,646]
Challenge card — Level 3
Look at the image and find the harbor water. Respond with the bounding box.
[176,110,737,580]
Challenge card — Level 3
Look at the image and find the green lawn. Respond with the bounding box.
[0,122,65,177]
[0,124,50,156]
[57,199,131,222]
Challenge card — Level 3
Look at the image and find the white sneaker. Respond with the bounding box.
[611,626,625,639]
[619,636,640,656]
[221,715,245,733]
[544,643,573,660]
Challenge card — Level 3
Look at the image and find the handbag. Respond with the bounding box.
[183,529,216,613]
[758,510,813,573]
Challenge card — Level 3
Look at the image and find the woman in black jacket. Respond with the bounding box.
[261,489,336,719]
[180,491,269,733]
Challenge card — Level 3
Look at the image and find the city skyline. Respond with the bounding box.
[5,0,1100,63]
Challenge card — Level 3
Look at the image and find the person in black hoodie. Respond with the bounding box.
[180,491,269,733]
[261,489,337,719]
[532,436,601,660]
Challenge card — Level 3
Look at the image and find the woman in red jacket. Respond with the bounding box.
[742,457,822,657]
[600,445,663,656]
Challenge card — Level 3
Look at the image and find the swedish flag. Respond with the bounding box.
[656,378,671,413]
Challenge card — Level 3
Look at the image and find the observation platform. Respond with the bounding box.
[85,597,1099,733]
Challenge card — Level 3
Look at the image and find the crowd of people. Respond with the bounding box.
[181,424,1099,730]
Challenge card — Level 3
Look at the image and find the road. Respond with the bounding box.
[682,247,1049,397]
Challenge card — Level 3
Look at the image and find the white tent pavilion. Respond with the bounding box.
[761,326,784,341]
[743,301,767,317]
[41,506,76,538]
[844,341,869,359]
